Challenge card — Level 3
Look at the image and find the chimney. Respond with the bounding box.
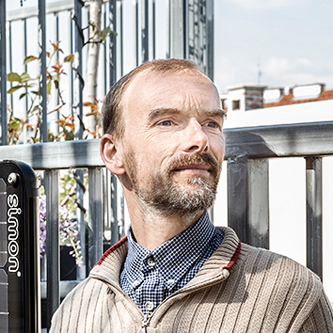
[227,85,267,112]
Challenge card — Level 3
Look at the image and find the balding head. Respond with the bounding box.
[101,59,204,138]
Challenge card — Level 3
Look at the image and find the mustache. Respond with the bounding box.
[167,153,219,175]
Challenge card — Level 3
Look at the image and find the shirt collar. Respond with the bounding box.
[123,210,217,290]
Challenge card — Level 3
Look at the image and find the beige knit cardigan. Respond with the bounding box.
[50,226,333,332]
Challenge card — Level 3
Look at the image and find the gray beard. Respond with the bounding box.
[128,153,220,217]
[136,174,217,216]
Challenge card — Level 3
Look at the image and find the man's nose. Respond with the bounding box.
[181,120,209,153]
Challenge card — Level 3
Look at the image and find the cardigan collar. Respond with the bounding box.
[91,226,241,289]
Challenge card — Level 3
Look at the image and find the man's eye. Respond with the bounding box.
[159,120,172,126]
[206,121,218,128]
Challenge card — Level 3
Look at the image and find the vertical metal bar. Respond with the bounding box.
[141,0,149,63]
[75,169,86,280]
[74,0,84,139]
[184,0,189,59]
[135,0,139,66]
[38,0,48,143]
[0,0,7,146]
[228,157,269,248]
[103,168,109,242]
[188,0,194,60]
[108,0,119,248]
[152,0,156,59]
[169,0,186,59]
[24,19,29,115]
[55,13,60,134]
[110,174,119,245]
[120,183,125,238]
[227,156,248,243]
[248,159,269,249]
[45,170,60,330]
[103,6,108,94]
[120,1,124,76]
[306,157,323,280]
[103,170,122,244]
[197,0,204,68]
[8,21,13,112]
[70,8,74,118]
[190,0,197,61]
[73,0,85,279]
[88,168,103,271]
[199,0,204,64]
[109,0,117,85]
[206,0,214,80]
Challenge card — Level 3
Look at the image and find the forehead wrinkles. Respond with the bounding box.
[120,70,219,126]
[182,88,201,112]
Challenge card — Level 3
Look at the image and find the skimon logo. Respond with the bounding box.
[7,194,21,276]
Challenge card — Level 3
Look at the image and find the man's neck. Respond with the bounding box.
[127,199,204,250]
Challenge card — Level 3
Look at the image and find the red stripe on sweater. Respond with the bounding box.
[223,240,241,270]
[95,237,241,270]
[95,236,128,266]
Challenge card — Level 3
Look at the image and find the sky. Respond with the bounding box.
[215,0,333,93]
[6,0,333,94]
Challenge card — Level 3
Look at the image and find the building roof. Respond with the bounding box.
[264,89,333,108]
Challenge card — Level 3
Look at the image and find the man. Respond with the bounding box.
[50,59,333,332]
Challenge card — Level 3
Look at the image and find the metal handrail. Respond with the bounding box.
[1,121,333,169]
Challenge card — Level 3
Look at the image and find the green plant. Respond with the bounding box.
[7,33,110,267]
[7,41,74,144]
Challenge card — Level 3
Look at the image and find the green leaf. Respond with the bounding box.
[24,55,38,65]
[89,21,97,31]
[65,130,75,141]
[8,117,22,130]
[54,79,59,90]
[64,54,74,63]
[19,92,28,100]
[48,130,55,142]
[47,79,52,96]
[8,85,23,94]
[7,72,21,82]
[32,105,40,113]
[99,26,111,41]
[20,72,32,83]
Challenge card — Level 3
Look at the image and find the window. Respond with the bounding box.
[232,100,240,110]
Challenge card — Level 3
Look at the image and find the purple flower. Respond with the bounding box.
[39,196,83,267]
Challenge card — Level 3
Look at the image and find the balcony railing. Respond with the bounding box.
[1,121,332,323]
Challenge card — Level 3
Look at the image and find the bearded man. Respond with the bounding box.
[50,59,333,332]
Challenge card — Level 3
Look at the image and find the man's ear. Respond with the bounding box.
[100,134,125,175]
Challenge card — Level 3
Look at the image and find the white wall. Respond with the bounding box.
[223,99,333,129]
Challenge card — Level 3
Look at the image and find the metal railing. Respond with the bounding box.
[224,121,333,279]
[1,121,333,327]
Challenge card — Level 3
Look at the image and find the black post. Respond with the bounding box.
[0,160,40,332]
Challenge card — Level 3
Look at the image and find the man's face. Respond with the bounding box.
[119,69,225,215]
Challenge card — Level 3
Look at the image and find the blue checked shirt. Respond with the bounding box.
[119,211,224,315]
